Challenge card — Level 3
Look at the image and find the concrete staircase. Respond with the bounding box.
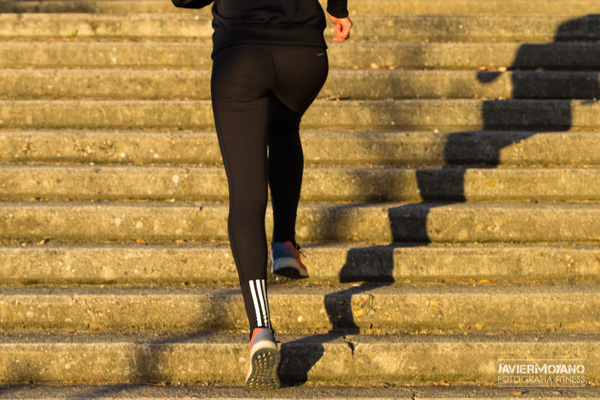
[0,0,599,397]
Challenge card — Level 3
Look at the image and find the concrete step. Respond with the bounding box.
[1,242,598,285]
[2,0,600,15]
[0,385,597,400]
[0,99,598,131]
[2,41,600,70]
[2,164,600,203]
[0,332,596,385]
[1,201,599,244]
[3,69,600,101]
[2,14,599,42]
[2,129,600,167]
[0,284,599,334]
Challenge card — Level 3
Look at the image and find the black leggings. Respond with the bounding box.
[210,43,329,336]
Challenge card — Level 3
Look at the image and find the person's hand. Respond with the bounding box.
[327,13,353,42]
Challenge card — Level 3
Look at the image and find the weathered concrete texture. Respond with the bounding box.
[0,99,598,131]
[0,243,240,285]
[2,164,600,202]
[2,14,600,42]
[2,130,600,167]
[0,130,224,166]
[336,15,600,42]
[0,285,599,334]
[328,42,600,70]
[0,384,598,400]
[2,0,600,14]
[0,332,353,385]
[3,41,600,70]
[1,201,600,244]
[289,70,600,101]
[0,69,214,101]
[0,13,214,40]
[299,131,600,167]
[3,69,600,101]
[0,332,598,385]
[0,1,197,14]
[1,243,599,285]
[348,334,600,385]
[0,41,214,69]
[349,0,600,15]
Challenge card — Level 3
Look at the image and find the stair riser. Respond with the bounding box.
[0,100,598,131]
[2,166,600,202]
[2,42,600,70]
[2,130,600,167]
[1,244,598,284]
[3,70,599,101]
[2,15,600,42]
[1,288,599,334]
[0,339,597,385]
[1,203,599,243]
[2,0,600,15]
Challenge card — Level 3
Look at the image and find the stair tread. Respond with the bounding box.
[2,68,600,101]
[0,383,594,400]
[2,41,600,70]
[1,14,599,43]
[2,282,600,293]
[3,0,600,15]
[0,330,598,343]
[0,98,598,131]
[2,199,599,208]
[0,331,596,386]
[0,241,597,285]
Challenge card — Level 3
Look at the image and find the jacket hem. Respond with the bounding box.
[211,25,327,58]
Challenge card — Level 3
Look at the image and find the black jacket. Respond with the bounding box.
[172,0,348,58]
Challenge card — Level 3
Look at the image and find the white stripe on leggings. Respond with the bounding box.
[255,279,268,328]
[249,280,262,327]
[261,279,271,328]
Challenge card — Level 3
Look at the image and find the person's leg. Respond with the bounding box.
[268,45,329,246]
[211,44,276,336]
[267,98,304,245]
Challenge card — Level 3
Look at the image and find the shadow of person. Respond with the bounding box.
[279,246,396,386]
[281,15,600,386]
[394,14,600,245]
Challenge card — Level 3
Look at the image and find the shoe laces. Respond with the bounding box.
[293,242,306,258]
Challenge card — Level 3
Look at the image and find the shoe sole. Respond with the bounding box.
[245,348,281,389]
[272,259,309,280]
[273,266,309,279]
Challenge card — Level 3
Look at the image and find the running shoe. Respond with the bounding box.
[270,241,309,279]
[245,327,281,389]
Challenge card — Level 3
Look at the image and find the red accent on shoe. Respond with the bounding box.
[282,241,308,271]
[249,327,265,352]
[246,328,264,380]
